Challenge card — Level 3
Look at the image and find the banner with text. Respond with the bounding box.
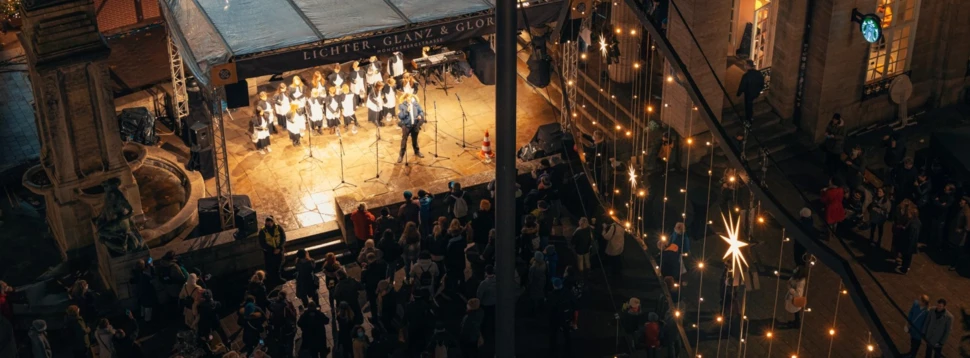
[235,1,563,79]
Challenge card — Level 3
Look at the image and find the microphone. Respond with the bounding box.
[455,93,461,101]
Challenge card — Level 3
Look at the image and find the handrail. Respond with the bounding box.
[621,0,901,355]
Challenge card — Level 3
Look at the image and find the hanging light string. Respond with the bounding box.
[737,277,749,358]
[694,133,715,353]
[826,281,845,358]
[657,89,672,276]
[676,102,694,316]
[865,331,874,357]
[795,256,816,356]
[714,265,733,358]
[765,229,788,357]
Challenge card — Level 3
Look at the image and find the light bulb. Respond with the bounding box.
[698,262,704,269]
[686,138,693,144]
[757,216,765,223]
[674,311,681,317]
[615,125,622,130]
[667,76,673,82]
[609,210,614,215]
[766,331,773,338]
[829,329,836,336]
[630,29,636,35]
[715,316,723,323]
[867,345,874,352]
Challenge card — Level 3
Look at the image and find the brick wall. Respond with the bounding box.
[93,0,161,35]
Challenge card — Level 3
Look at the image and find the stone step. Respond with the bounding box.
[714,121,796,157]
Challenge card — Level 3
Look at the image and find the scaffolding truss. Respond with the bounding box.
[560,41,578,126]
[167,33,189,129]
[205,87,236,231]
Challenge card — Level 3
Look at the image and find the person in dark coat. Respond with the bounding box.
[928,184,956,249]
[258,217,287,287]
[361,253,388,319]
[459,298,484,358]
[129,260,157,322]
[547,278,574,356]
[571,217,594,274]
[471,200,495,247]
[246,271,269,310]
[735,59,765,123]
[298,301,331,358]
[239,298,266,355]
[823,114,846,175]
[64,305,91,358]
[896,205,922,274]
[922,298,953,358]
[375,208,399,240]
[332,270,364,324]
[377,229,404,273]
[891,158,918,205]
[335,302,356,358]
[883,131,907,168]
[294,249,320,307]
[196,290,229,347]
[947,198,970,271]
[112,330,143,358]
[403,292,435,356]
[398,191,421,231]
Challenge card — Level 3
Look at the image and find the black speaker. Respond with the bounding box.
[234,206,258,238]
[189,121,211,150]
[466,42,496,85]
[197,195,253,235]
[225,80,250,109]
[518,123,564,160]
[189,147,215,179]
[527,55,551,88]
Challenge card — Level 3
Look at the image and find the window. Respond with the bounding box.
[865,0,920,83]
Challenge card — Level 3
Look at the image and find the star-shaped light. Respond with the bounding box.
[628,164,638,189]
[720,212,749,280]
[599,34,608,56]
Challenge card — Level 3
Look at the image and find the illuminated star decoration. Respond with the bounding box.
[720,212,749,280]
[599,34,608,56]
[628,164,638,189]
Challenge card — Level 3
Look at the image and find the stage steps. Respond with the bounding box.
[279,220,354,276]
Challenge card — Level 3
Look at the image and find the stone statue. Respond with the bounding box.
[95,178,146,255]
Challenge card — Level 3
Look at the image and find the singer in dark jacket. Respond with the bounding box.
[736,59,765,123]
[397,93,425,163]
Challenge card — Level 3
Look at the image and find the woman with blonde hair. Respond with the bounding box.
[398,72,419,95]
[307,88,326,134]
[400,221,422,271]
[311,71,326,93]
[273,82,291,131]
[367,81,384,126]
[328,63,345,88]
[325,86,341,133]
[339,83,358,133]
[179,273,204,330]
[247,270,268,309]
[286,102,306,146]
[289,75,308,115]
[380,77,397,123]
[254,91,277,134]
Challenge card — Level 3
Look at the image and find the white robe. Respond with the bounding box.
[365,63,383,86]
[326,97,340,120]
[290,85,307,109]
[255,116,271,141]
[309,97,325,124]
[287,112,306,134]
[366,92,382,112]
[381,87,396,109]
[258,100,274,117]
[340,94,355,117]
[274,94,290,116]
[349,71,366,96]
[401,82,417,95]
[388,52,405,77]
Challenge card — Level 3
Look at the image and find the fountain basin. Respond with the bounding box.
[137,146,204,246]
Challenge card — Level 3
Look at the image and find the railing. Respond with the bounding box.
[862,71,910,100]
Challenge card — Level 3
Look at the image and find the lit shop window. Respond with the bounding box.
[865,0,920,83]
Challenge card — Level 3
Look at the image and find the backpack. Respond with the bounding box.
[180,287,197,309]
[434,341,448,358]
[417,264,434,288]
[452,194,468,218]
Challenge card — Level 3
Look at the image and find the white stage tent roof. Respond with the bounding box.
[159,0,543,85]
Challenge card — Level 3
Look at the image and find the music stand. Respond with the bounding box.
[454,93,475,157]
[332,127,357,191]
[300,111,324,164]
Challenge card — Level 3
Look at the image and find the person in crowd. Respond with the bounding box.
[155,250,186,305]
[844,188,866,229]
[367,81,385,128]
[869,187,892,247]
[784,265,808,328]
[571,217,594,274]
[947,197,970,271]
[252,107,274,153]
[289,75,308,116]
[117,308,139,341]
[255,91,277,135]
[896,205,922,274]
[380,78,398,125]
[352,325,370,358]
[375,208,398,240]
[465,236,486,285]
[361,252,388,317]
[295,248,320,307]
[112,329,142,358]
[520,214,541,260]
[736,59,765,123]
[929,184,956,249]
[532,200,554,249]
[477,265,497,345]
[411,251,440,295]
[905,294,930,356]
[351,203,376,255]
[180,273,204,330]
[643,312,662,358]
[273,82,291,132]
[397,92,425,163]
[258,216,286,287]
[325,86,341,133]
[28,319,51,358]
[670,221,690,257]
[922,298,953,358]
[471,199,494,247]
[322,252,344,303]
[357,239,383,266]
[883,131,907,168]
[246,270,268,309]
[426,321,461,357]
[418,189,434,235]
[239,296,266,355]
[333,270,365,325]
[286,102,307,146]
[445,219,469,287]
[375,280,397,330]
[266,290,297,356]
[65,305,91,357]
[660,243,681,280]
[483,229,497,264]
[298,301,331,358]
[892,157,918,203]
[602,217,626,277]
[820,177,846,240]
[307,88,326,135]
[401,222,423,275]
[430,217,451,274]
[527,251,548,313]
[377,229,403,273]
[339,83,359,133]
[620,297,645,350]
[197,290,230,347]
[69,280,98,324]
[459,298,484,358]
[844,144,867,189]
[348,61,366,106]
[547,278,573,354]
[445,181,469,222]
[544,245,560,278]
[915,172,933,211]
[399,191,422,231]
[823,114,846,175]
[335,302,356,357]
[94,318,116,358]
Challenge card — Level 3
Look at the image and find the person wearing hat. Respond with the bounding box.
[238,296,266,355]
[29,319,51,358]
[297,301,331,358]
[397,191,421,231]
[258,216,286,287]
[736,59,765,123]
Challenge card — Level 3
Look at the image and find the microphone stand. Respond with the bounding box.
[364,120,389,187]
[455,93,475,157]
[332,126,357,191]
[424,101,459,174]
[300,106,323,164]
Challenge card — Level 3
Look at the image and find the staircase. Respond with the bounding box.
[708,98,810,169]
[279,221,355,276]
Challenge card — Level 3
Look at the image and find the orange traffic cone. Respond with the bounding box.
[480,130,494,162]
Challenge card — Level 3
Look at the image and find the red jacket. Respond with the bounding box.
[820,187,846,225]
[351,209,376,240]
[643,321,661,348]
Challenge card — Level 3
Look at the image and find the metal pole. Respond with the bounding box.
[495,0,517,356]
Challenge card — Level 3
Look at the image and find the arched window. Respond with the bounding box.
[865,0,920,83]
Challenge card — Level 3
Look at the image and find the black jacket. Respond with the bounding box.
[298,309,331,350]
[361,260,389,293]
[736,69,765,98]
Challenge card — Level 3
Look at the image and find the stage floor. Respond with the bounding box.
[212,75,558,231]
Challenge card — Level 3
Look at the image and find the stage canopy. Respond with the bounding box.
[160,0,563,84]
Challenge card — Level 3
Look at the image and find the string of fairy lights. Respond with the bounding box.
[551,1,882,357]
